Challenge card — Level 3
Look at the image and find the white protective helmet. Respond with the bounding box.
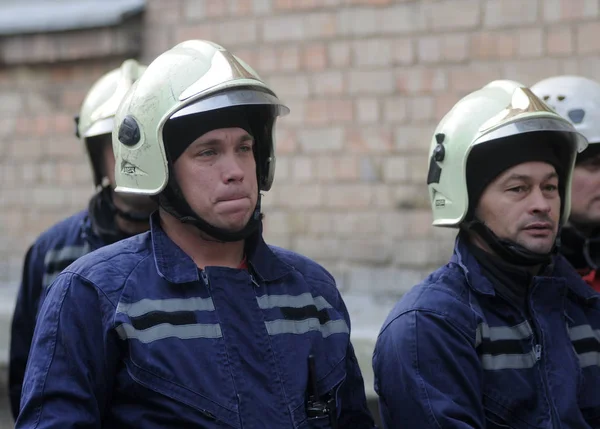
[427,80,588,228]
[76,59,147,187]
[531,76,600,145]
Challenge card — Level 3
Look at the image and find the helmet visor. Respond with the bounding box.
[170,88,290,120]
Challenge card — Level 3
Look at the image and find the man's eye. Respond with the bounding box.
[239,145,252,152]
[508,186,525,193]
[544,184,558,192]
[199,149,216,157]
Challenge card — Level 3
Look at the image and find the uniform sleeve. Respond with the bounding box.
[15,272,119,429]
[9,244,45,419]
[372,310,484,429]
[335,292,377,428]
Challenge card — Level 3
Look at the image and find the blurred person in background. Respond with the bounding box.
[8,59,157,420]
[373,81,600,428]
[15,40,375,428]
[532,76,600,292]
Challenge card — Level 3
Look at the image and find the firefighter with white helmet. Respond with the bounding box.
[9,59,156,421]
[374,81,600,427]
[532,75,600,292]
[16,40,376,428]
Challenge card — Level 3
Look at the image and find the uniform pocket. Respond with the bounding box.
[125,358,241,428]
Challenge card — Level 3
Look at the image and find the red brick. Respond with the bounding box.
[543,0,599,22]
[346,127,394,153]
[298,127,344,152]
[304,13,337,39]
[577,57,600,77]
[349,70,394,94]
[435,93,462,121]
[305,100,330,125]
[61,89,87,111]
[143,27,173,59]
[345,0,392,5]
[216,20,258,46]
[274,184,323,208]
[352,39,393,67]
[483,0,539,28]
[501,59,561,84]
[577,22,600,54]
[230,0,253,15]
[33,116,51,137]
[15,117,31,136]
[356,98,380,124]
[448,64,503,92]
[417,37,441,63]
[426,0,480,30]
[257,47,277,73]
[381,4,427,34]
[294,237,340,261]
[198,0,227,17]
[273,156,291,183]
[302,43,328,71]
[330,99,354,123]
[546,26,574,56]
[396,68,447,94]
[234,48,258,71]
[252,0,273,15]
[382,156,409,182]
[291,156,314,182]
[383,97,408,123]
[174,25,214,45]
[323,184,373,208]
[268,75,310,98]
[516,28,544,57]
[471,31,517,59]
[278,46,301,71]
[395,125,436,153]
[560,59,580,75]
[310,71,345,95]
[49,66,75,83]
[274,128,298,155]
[392,38,414,65]
[328,41,352,67]
[263,16,305,42]
[53,113,74,135]
[280,100,306,126]
[148,0,182,23]
[316,156,360,181]
[408,96,435,123]
[274,0,319,10]
[337,8,379,36]
[442,34,469,63]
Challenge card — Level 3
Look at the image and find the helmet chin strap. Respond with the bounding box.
[465,219,556,267]
[157,182,261,243]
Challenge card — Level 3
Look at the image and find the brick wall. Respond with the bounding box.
[2,0,600,298]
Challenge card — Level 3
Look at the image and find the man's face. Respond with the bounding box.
[475,161,561,254]
[100,136,157,212]
[570,153,600,225]
[173,127,258,232]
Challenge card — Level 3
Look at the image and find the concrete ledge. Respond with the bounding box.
[344,293,397,400]
[0,286,17,367]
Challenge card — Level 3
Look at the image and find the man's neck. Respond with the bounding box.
[467,231,542,276]
[112,194,152,236]
[159,208,245,269]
